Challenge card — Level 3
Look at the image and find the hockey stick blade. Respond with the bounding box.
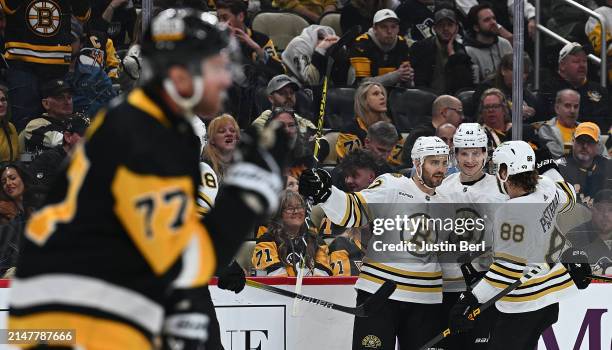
[245,279,396,317]
[418,267,542,350]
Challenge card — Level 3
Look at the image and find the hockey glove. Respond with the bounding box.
[224,123,290,216]
[161,287,210,350]
[449,291,480,333]
[299,168,332,204]
[561,248,592,290]
[217,261,246,293]
[534,146,559,175]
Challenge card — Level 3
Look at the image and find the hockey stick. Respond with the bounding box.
[418,266,544,350]
[245,279,396,317]
[587,274,612,283]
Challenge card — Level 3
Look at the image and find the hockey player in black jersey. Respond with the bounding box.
[9,8,289,350]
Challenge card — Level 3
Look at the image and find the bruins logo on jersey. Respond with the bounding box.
[27,0,61,36]
[362,335,382,348]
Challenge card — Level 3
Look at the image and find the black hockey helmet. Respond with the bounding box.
[141,8,230,76]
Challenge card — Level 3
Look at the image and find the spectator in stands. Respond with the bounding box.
[340,0,391,35]
[456,0,537,38]
[28,115,89,191]
[363,121,399,169]
[282,25,346,86]
[436,122,459,174]
[411,7,474,95]
[538,89,581,158]
[0,162,41,277]
[90,0,137,50]
[348,9,414,87]
[328,226,366,276]
[477,88,511,150]
[285,175,299,192]
[567,189,612,275]
[273,0,337,23]
[20,79,74,154]
[464,3,513,83]
[336,148,386,192]
[395,0,436,42]
[3,1,90,131]
[585,1,612,85]
[336,82,403,167]
[198,114,240,214]
[252,190,332,276]
[539,42,610,132]
[251,75,317,135]
[559,122,612,207]
[0,85,19,163]
[400,95,463,167]
[473,53,539,122]
[217,0,284,126]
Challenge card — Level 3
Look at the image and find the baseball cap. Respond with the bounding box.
[266,75,300,95]
[373,9,399,25]
[574,122,601,142]
[558,42,585,63]
[41,79,73,98]
[594,189,612,204]
[434,8,457,24]
[64,114,90,136]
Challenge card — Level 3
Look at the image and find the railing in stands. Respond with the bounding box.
[534,0,607,89]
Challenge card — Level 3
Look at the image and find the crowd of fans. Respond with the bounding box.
[0,0,610,278]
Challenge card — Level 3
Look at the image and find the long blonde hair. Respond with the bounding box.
[354,81,390,127]
[201,114,240,179]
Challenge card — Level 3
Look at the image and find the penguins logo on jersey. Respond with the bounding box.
[362,335,382,348]
[27,0,61,36]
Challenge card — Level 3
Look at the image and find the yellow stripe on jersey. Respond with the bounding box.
[86,111,106,140]
[127,89,170,127]
[360,273,443,293]
[350,57,372,77]
[5,41,72,52]
[111,165,216,280]
[494,252,527,265]
[354,192,370,225]
[490,263,524,279]
[252,241,281,269]
[3,52,69,65]
[364,260,443,278]
[0,0,17,14]
[378,67,396,75]
[9,312,153,349]
[349,194,362,227]
[517,267,568,288]
[557,181,576,213]
[484,278,511,289]
[198,191,214,210]
[501,279,574,302]
[27,145,90,245]
[339,192,353,227]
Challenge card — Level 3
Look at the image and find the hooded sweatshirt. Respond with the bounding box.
[282,25,336,86]
[464,34,512,82]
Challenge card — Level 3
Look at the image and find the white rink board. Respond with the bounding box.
[0,278,610,349]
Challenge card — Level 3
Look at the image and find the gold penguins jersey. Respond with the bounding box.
[319,173,451,304]
[437,173,507,292]
[9,87,230,349]
[1,0,91,65]
[329,233,365,276]
[252,232,332,276]
[472,176,578,313]
[197,161,219,216]
[335,117,404,167]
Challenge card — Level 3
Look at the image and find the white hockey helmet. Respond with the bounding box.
[411,136,450,162]
[492,141,535,176]
[454,123,488,149]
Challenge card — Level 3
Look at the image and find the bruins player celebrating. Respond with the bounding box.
[9,9,287,350]
[449,141,590,349]
[300,136,451,350]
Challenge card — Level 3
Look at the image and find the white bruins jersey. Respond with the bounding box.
[321,173,451,304]
[472,176,578,313]
[197,161,219,215]
[438,173,507,292]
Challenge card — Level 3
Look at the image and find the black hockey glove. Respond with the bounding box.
[449,291,480,333]
[161,287,210,350]
[561,248,592,290]
[217,261,246,293]
[534,146,559,175]
[224,123,290,216]
[299,168,332,204]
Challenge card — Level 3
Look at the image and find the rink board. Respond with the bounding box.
[0,277,610,349]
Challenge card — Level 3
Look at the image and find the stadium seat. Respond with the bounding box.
[456,90,476,122]
[251,11,310,51]
[318,12,342,36]
[325,87,355,129]
[388,88,437,132]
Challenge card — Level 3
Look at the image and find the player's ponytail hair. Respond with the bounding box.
[268,190,318,271]
[201,114,240,179]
